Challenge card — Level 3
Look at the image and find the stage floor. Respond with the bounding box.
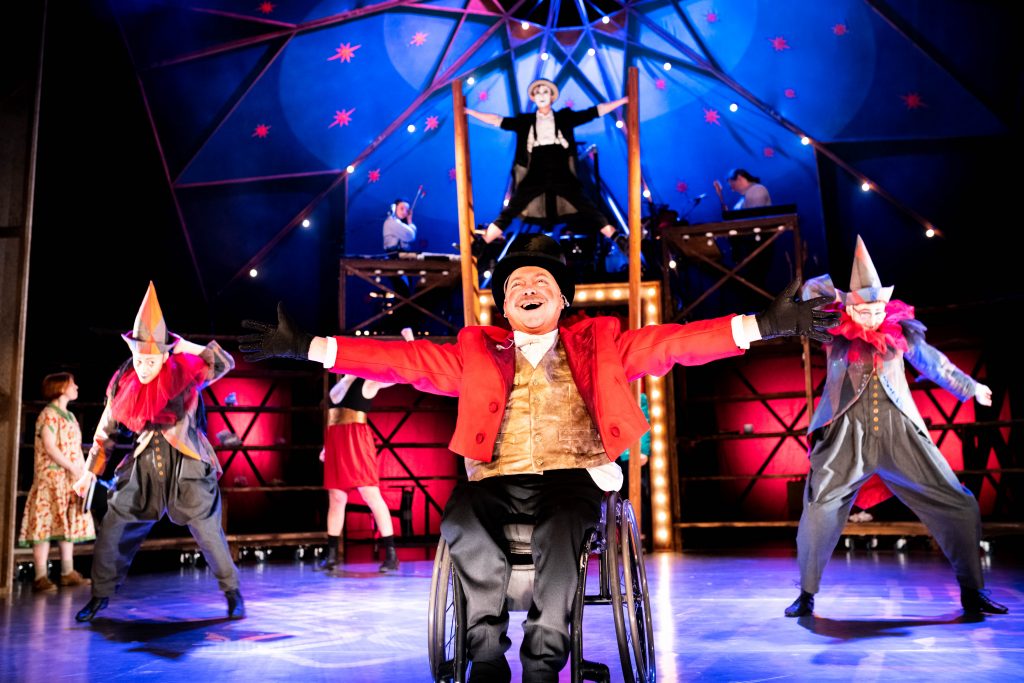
[2,548,1022,682]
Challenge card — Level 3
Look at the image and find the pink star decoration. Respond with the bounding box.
[368,169,381,183]
[763,147,775,158]
[478,91,488,102]
[832,23,848,36]
[565,99,575,109]
[784,88,796,99]
[425,115,440,131]
[329,108,356,128]
[655,79,666,90]
[257,1,274,14]
[449,168,457,181]
[252,124,271,138]
[901,92,927,110]
[769,36,790,52]
[703,108,721,125]
[329,43,361,64]
[706,11,718,23]
[410,32,428,46]
[676,181,689,193]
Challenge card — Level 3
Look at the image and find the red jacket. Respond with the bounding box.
[331,315,743,462]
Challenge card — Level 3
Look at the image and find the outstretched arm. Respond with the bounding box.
[597,97,628,116]
[465,108,503,126]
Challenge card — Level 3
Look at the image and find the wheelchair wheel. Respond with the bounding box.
[428,538,467,683]
[608,497,656,682]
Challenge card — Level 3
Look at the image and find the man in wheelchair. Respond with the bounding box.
[240,235,838,682]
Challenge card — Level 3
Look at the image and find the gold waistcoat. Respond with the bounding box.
[465,341,607,481]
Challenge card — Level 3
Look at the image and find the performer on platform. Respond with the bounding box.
[725,168,771,210]
[784,236,1007,617]
[72,282,244,622]
[317,327,415,574]
[240,235,837,681]
[382,198,417,253]
[466,79,631,254]
[18,372,96,592]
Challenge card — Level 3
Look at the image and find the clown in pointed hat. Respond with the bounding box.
[122,281,181,356]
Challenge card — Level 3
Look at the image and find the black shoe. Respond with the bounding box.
[315,556,338,572]
[225,589,246,619]
[784,591,814,617]
[379,546,400,573]
[468,656,511,683]
[961,588,1008,614]
[75,596,108,622]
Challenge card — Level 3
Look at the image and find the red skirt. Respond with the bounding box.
[324,423,379,491]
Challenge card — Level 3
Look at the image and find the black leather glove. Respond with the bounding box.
[755,279,841,343]
[239,302,314,362]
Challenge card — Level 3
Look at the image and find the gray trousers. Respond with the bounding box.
[439,470,604,680]
[797,386,983,594]
[91,438,239,598]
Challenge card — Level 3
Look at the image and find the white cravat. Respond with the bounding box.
[512,329,559,367]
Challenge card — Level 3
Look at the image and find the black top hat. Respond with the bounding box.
[491,234,575,313]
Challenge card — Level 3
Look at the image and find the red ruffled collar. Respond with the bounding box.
[109,353,209,433]
[834,299,915,355]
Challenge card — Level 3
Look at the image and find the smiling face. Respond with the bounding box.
[530,84,554,112]
[847,301,887,331]
[132,351,169,385]
[503,265,563,334]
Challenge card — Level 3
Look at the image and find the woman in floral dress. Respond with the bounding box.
[19,373,96,592]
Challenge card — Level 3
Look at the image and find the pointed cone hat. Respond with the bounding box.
[122,281,180,354]
[842,236,894,305]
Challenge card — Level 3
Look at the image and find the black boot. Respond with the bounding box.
[379,536,400,573]
[75,596,109,622]
[784,590,814,617]
[225,589,246,619]
[316,536,340,571]
[468,656,511,683]
[961,588,1008,614]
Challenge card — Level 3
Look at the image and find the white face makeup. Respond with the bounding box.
[503,266,563,334]
[133,352,168,385]
[530,85,553,110]
[848,302,887,331]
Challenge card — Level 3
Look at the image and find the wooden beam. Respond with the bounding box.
[625,66,645,537]
[452,80,480,325]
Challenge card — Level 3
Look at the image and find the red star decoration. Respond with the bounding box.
[676,181,689,193]
[449,168,457,181]
[410,32,428,46]
[901,92,927,110]
[257,1,274,14]
[832,23,848,36]
[565,99,575,109]
[478,91,488,102]
[368,169,381,183]
[763,147,775,158]
[328,43,360,64]
[769,36,790,52]
[706,11,719,23]
[784,88,796,99]
[655,79,666,90]
[252,124,271,138]
[425,115,440,131]
[703,108,721,125]
[328,108,356,128]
